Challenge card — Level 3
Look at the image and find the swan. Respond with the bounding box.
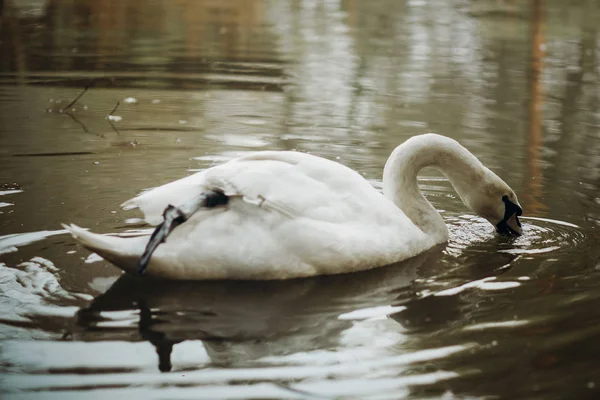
[63,133,523,280]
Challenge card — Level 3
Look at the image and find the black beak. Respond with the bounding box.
[497,196,523,236]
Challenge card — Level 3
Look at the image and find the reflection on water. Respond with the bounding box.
[73,251,439,370]
[525,0,547,214]
[1,0,600,398]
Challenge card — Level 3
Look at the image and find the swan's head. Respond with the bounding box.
[462,170,523,236]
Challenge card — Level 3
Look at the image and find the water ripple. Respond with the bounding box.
[445,214,589,257]
[2,344,468,392]
[0,258,91,340]
[0,229,69,255]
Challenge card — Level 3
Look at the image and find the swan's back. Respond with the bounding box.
[127,151,395,226]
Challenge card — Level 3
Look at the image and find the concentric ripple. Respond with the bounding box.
[444,214,589,257]
[503,216,588,255]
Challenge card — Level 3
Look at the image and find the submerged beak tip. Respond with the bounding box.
[507,213,522,235]
[496,213,523,236]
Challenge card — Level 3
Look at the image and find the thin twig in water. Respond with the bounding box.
[108,120,121,135]
[109,100,120,116]
[66,111,90,133]
[60,77,113,112]
[61,78,96,112]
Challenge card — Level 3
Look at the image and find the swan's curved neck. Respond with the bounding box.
[383,134,487,243]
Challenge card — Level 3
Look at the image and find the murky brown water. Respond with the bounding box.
[1,0,600,398]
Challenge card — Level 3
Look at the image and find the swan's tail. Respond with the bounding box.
[61,224,147,275]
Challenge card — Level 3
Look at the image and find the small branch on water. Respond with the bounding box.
[67,109,107,137]
[107,119,121,135]
[60,79,95,112]
[66,111,90,133]
[108,100,120,116]
[60,77,113,112]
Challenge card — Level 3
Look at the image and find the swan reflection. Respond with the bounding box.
[72,243,522,373]
[74,249,444,371]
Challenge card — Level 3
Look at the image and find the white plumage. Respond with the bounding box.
[64,134,522,280]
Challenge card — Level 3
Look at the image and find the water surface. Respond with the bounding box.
[1,0,600,398]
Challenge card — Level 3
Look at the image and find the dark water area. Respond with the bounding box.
[1,0,599,398]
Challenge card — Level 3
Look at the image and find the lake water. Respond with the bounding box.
[1,0,599,398]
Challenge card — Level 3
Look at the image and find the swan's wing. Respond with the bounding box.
[121,171,210,225]
[121,151,391,225]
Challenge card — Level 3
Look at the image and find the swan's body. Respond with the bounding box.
[64,134,522,280]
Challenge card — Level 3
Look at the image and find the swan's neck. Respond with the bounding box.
[383,134,488,243]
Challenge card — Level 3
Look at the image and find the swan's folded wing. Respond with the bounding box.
[121,171,210,225]
[209,151,385,222]
[121,151,386,225]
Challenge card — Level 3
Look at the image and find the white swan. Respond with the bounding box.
[63,133,523,280]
